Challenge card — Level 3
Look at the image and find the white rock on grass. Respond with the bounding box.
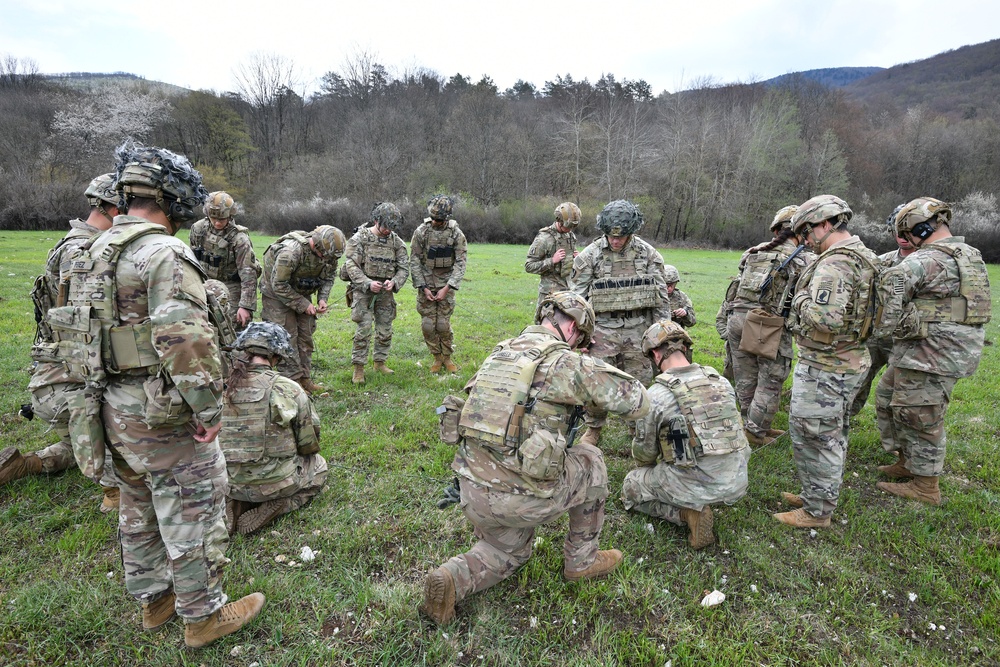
[301,546,316,562]
[701,590,726,607]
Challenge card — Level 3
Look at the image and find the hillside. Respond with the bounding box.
[42,71,191,97]
[764,67,883,89]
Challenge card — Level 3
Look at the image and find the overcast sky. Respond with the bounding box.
[4,0,998,95]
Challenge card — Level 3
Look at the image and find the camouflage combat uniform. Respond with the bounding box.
[622,364,750,523]
[410,218,467,358]
[727,238,814,437]
[715,278,739,382]
[440,326,649,603]
[786,237,878,518]
[260,232,337,381]
[875,237,990,476]
[667,288,696,328]
[343,225,409,365]
[525,223,576,319]
[188,218,261,327]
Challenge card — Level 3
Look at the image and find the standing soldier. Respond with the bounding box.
[260,225,346,393]
[774,195,879,529]
[410,194,467,373]
[3,174,122,512]
[570,199,670,446]
[622,321,751,549]
[525,202,581,320]
[420,292,649,626]
[343,203,409,384]
[222,322,328,535]
[662,265,696,327]
[45,141,263,647]
[874,197,991,504]
[715,276,740,382]
[727,206,815,446]
[188,192,261,329]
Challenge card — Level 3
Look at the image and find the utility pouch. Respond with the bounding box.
[67,385,107,483]
[517,429,566,481]
[437,394,466,445]
[739,308,784,360]
[142,374,190,428]
[895,302,927,340]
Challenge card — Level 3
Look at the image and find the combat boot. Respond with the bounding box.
[564,549,623,581]
[100,486,120,514]
[743,429,769,447]
[299,377,324,394]
[765,428,786,439]
[877,452,914,479]
[184,592,265,648]
[0,447,42,486]
[429,355,444,373]
[577,427,601,448]
[780,492,804,508]
[443,357,459,373]
[352,364,365,384]
[679,506,716,549]
[773,508,831,528]
[420,567,456,626]
[142,591,176,630]
[373,361,394,374]
[236,498,290,535]
[877,475,941,506]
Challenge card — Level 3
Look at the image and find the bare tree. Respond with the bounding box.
[233,52,306,171]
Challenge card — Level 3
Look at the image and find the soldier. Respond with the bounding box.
[204,279,239,376]
[260,224,346,393]
[525,202,581,320]
[850,211,914,416]
[420,292,650,626]
[3,174,122,511]
[410,194,467,373]
[663,265,696,327]
[343,203,410,384]
[222,322,328,534]
[727,206,815,446]
[570,199,670,446]
[874,197,991,505]
[774,195,879,528]
[622,321,751,549]
[188,192,261,329]
[715,277,739,382]
[45,141,263,647]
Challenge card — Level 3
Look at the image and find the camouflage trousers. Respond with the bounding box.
[416,287,456,357]
[727,310,793,435]
[621,447,751,524]
[228,453,328,506]
[262,294,316,381]
[850,337,893,417]
[441,442,609,602]
[351,289,397,364]
[789,363,866,518]
[222,280,250,331]
[874,366,956,477]
[586,320,652,429]
[104,380,230,622]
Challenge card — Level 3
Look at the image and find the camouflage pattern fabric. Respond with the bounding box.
[716,279,738,382]
[875,366,957,476]
[525,224,577,318]
[726,309,793,435]
[343,225,409,364]
[622,364,750,523]
[188,218,261,323]
[410,219,467,357]
[668,288,696,328]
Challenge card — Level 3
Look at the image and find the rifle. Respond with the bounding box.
[759,244,807,298]
[565,405,585,448]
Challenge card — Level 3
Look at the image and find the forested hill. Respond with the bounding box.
[764,67,884,89]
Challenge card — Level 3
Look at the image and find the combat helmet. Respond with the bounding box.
[596,200,644,236]
[113,139,208,227]
[554,202,582,228]
[641,319,693,361]
[662,264,680,284]
[311,225,346,261]
[233,322,295,360]
[371,202,403,231]
[790,195,852,236]
[84,173,119,209]
[895,197,951,241]
[536,290,595,349]
[203,279,230,309]
[204,191,237,220]
[770,205,798,233]
[427,194,454,222]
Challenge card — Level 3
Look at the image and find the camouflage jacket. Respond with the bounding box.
[343,225,409,291]
[668,288,697,327]
[261,232,336,312]
[188,218,261,311]
[452,325,650,497]
[525,224,577,295]
[409,219,467,291]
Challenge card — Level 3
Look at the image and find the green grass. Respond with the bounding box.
[0,231,998,666]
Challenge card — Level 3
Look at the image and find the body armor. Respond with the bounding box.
[654,365,745,463]
[911,242,991,325]
[421,220,460,269]
[221,368,297,464]
[735,243,809,314]
[30,225,94,349]
[588,241,661,314]
[190,221,249,282]
[264,231,331,295]
[792,245,880,346]
[538,227,576,281]
[361,230,400,279]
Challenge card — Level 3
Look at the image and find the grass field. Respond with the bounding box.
[0,230,998,666]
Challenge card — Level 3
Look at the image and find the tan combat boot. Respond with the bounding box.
[443,357,459,373]
[237,498,291,535]
[564,549,623,581]
[877,451,914,479]
[877,475,941,506]
[429,355,444,373]
[299,377,324,394]
[142,591,176,630]
[184,592,265,648]
[101,486,120,514]
[576,427,601,448]
[765,428,787,439]
[679,506,716,550]
[744,429,769,447]
[773,508,831,528]
[420,567,456,626]
[352,364,365,384]
[0,447,42,486]
[373,361,394,374]
[780,492,804,508]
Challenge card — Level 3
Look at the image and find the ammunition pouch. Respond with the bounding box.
[738,308,784,360]
[437,394,466,445]
[517,428,567,481]
[589,275,660,313]
[67,384,107,483]
[426,245,455,269]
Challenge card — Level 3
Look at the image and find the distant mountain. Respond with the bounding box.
[764,67,884,89]
[42,72,191,96]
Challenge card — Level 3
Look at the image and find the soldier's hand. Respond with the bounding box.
[383,280,395,292]
[573,250,580,257]
[423,287,436,301]
[370,281,383,293]
[236,307,252,327]
[316,300,329,314]
[673,308,687,318]
[193,422,222,443]
[552,248,566,264]
[305,304,318,316]
[435,286,450,301]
